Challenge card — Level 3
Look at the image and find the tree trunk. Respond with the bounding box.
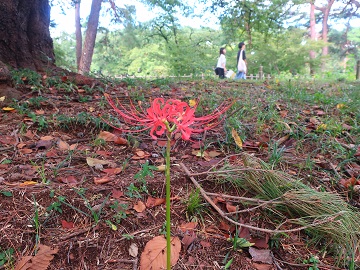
[320,0,335,57]
[78,0,102,74]
[75,0,83,71]
[315,0,335,57]
[0,0,54,71]
[309,0,316,75]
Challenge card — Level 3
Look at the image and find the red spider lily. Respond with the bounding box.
[104,93,233,140]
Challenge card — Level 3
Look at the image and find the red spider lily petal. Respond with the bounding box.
[104,94,149,126]
[191,101,234,131]
[105,93,234,140]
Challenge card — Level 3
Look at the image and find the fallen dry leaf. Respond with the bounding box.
[2,107,15,111]
[94,176,112,185]
[208,150,222,158]
[113,136,128,145]
[277,134,290,146]
[19,181,38,187]
[24,130,34,139]
[14,244,58,270]
[57,176,78,185]
[200,241,211,248]
[156,164,166,171]
[249,247,273,264]
[17,143,26,149]
[253,263,273,270]
[339,176,359,188]
[97,131,117,142]
[36,140,52,150]
[226,203,237,213]
[250,236,269,249]
[97,131,127,145]
[96,150,113,157]
[231,128,243,149]
[86,157,113,167]
[102,167,122,175]
[133,200,146,213]
[132,149,151,160]
[35,109,45,115]
[111,189,124,199]
[182,232,197,251]
[146,196,165,208]
[46,150,58,158]
[140,236,181,270]
[191,141,204,149]
[19,149,33,154]
[178,222,197,232]
[57,139,70,151]
[129,243,138,258]
[61,220,75,229]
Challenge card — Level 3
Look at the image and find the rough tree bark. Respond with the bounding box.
[0,0,54,71]
[78,0,102,74]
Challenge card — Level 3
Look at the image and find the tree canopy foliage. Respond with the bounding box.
[52,0,360,79]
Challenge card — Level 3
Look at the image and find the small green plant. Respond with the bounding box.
[228,236,254,251]
[185,188,206,218]
[122,234,134,240]
[93,138,106,147]
[125,183,142,198]
[224,258,233,269]
[303,255,319,270]
[32,196,41,246]
[105,220,118,231]
[73,189,110,224]
[0,247,14,267]
[269,233,289,249]
[268,142,286,167]
[98,96,107,109]
[27,112,48,131]
[19,122,27,135]
[47,201,63,214]
[0,159,12,165]
[223,227,254,269]
[11,68,42,87]
[28,96,47,108]
[78,95,91,103]
[0,190,13,197]
[134,161,157,194]
[12,102,29,115]
[110,201,128,224]
[31,160,48,183]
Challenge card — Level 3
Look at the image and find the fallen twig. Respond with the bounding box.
[206,192,281,204]
[272,255,344,270]
[180,162,345,234]
[188,167,277,176]
[106,259,138,270]
[329,162,341,179]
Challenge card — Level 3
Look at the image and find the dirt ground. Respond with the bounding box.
[0,77,358,270]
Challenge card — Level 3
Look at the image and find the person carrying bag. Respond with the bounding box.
[235,42,247,80]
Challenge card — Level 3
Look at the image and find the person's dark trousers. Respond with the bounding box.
[216,67,225,79]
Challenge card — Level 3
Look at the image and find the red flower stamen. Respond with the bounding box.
[104,93,233,140]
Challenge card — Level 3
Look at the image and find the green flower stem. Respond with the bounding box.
[165,132,172,270]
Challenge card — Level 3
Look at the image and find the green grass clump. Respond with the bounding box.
[212,153,360,268]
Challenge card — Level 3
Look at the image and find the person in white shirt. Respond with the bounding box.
[215,47,227,79]
[235,42,247,80]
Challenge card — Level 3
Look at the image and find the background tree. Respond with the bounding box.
[78,0,103,74]
[75,0,82,69]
